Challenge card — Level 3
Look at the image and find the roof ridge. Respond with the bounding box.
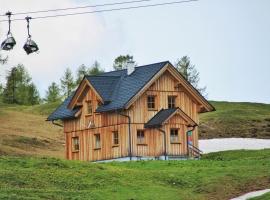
[95,60,169,76]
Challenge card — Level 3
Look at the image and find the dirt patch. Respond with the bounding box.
[199,119,270,139]
[1,135,59,150]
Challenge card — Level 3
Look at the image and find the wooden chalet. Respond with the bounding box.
[48,61,215,161]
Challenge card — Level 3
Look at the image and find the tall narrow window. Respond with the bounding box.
[168,96,176,108]
[87,100,93,114]
[95,134,101,149]
[72,137,79,151]
[112,131,119,145]
[170,129,179,143]
[147,95,155,110]
[137,130,145,144]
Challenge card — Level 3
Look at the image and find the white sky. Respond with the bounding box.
[0,0,269,103]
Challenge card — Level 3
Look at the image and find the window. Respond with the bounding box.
[112,131,119,145]
[72,137,79,151]
[147,95,155,110]
[137,130,145,144]
[168,96,176,108]
[95,134,101,149]
[170,129,179,143]
[87,100,93,114]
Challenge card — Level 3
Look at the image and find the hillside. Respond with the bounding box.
[199,101,270,139]
[0,102,64,158]
[0,101,270,157]
[0,149,269,200]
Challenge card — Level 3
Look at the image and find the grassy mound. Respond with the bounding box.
[0,149,269,200]
[199,101,270,139]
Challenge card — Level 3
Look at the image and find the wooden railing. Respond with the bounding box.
[188,143,203,158]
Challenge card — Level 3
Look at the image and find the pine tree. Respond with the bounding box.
[3,64,40,105]
[175,56,207,96]
[3,67,17,104]
[60,68,75,98]
[27,83,40,105]
[45,82,61,103]
[113,55,134,70]
[88,61,104,75]
[76,64,88,85]
[0,84,3,102]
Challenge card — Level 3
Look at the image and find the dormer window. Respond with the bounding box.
[86,100,93,115]
[147,95,156,110]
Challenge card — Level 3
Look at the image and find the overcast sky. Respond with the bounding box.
[0,0,269,103]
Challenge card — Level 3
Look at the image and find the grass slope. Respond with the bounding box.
[0,102,64,158]
[0,149,269,200]
[199,101,270,139]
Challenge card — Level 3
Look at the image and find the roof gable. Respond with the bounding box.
[95,61,169,112]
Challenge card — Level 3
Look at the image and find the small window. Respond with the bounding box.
[87,100,93,114]
[72,137,79,151]
[95,134,101,149]
[170,129,179,143]
[137,130,145,144]
[168,96,176,108]
[147,95,155,110]
[112,131,119,145]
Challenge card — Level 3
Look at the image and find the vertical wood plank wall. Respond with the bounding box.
[64,70,200,161]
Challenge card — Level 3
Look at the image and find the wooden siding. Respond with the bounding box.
[63,69,200,161]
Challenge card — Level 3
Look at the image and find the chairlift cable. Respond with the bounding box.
[0,0,198,23]
[0,0,154,17]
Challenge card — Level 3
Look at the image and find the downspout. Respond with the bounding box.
[186,124,198,157]
[118,111,132,161]
[158,128,167,160]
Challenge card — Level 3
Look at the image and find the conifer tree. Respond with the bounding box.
[45,82,61,103]
[60,68,75,98]
[88,61,104,75]
[175,56,207,97]
[113,55,134,70]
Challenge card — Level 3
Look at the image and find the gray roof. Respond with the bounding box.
[47,60,214,121]
[47,92,81,121]
[144,108,178,128]
[47,61,169,121]
[86,76,120,102]
[95,61,168,112]
[144,107,197,128]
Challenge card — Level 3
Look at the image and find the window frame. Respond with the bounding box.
[72,136,80,152]
[137,130,146,145]
[86,100,93,115]
[147,95,156,110]
[94,133,101,149]
[170,128,180,144]
[112,131,119,146]
[168,96,176,109]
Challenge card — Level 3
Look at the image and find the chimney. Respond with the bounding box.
[127,60,135,75]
